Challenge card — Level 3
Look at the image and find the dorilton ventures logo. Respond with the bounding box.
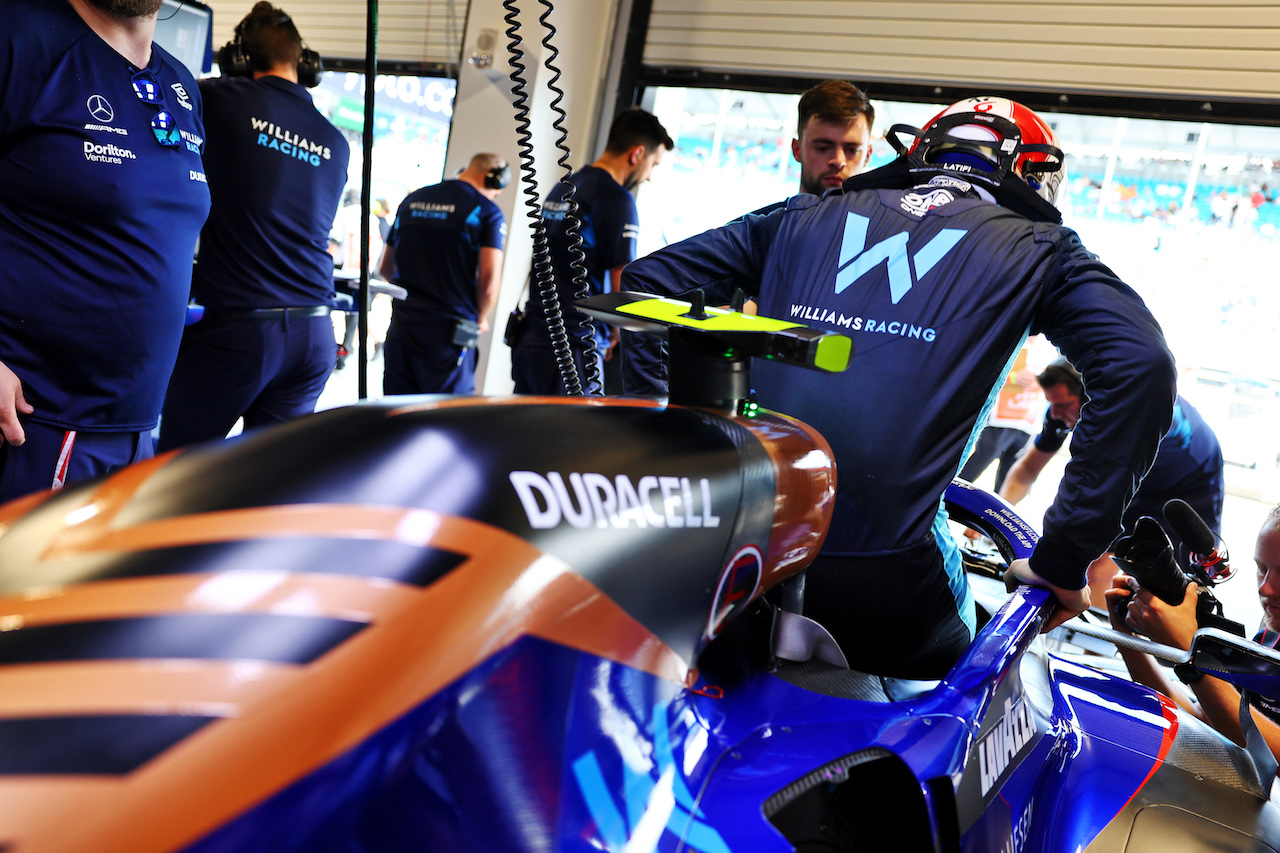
[83,140,136,164]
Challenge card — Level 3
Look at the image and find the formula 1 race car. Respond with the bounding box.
[1,295,1280,853]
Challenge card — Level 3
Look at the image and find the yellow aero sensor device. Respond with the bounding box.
[576,291,853,375]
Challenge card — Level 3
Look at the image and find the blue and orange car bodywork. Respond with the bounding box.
[0,396,1277,852]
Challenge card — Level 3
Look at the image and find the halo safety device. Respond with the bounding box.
[886,97,1066,205]
[485,162,511,191]
[217,9,324,88]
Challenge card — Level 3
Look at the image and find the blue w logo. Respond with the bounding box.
[836,213,967,304]
[571,703,732,852]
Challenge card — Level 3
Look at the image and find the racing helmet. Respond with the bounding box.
[897,97,1066,205]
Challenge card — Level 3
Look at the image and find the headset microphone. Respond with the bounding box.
[1163,498,1233,582]
[485,162,511,191]
[217,8,323,88]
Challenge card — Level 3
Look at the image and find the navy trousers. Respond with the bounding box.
[0,422,151,504]
[157,312,335,452]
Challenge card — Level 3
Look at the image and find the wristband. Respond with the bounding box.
[1174,662,1204,685]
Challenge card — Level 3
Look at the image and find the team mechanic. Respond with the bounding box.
[512,108,673,395]
[621,98,1177,678]
[0,0,210,502]
[157,2,349,451]
[379,152,509,395]
[1002,356,1224,549]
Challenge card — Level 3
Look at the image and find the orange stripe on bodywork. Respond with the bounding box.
[0,396,828,851]
[0,453,174,539]
[0,513,689,853]
[0,489,54,534]
[0,573,403,629]
[0,660,300,718]
[42,504,451,559]
[738,413,837,586]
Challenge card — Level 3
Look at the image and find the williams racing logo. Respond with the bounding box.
[836,212,966,304]
[786,212,970,344]
[250,117,332,166]
[510,470,721,530]
[409,201,455,220]
[543,200,571,222]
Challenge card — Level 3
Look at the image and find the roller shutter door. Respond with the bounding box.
[643,1,1280,102]
[209,0,466,69]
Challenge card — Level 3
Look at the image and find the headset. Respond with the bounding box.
[216,7,323,88]
[485,162,511,190]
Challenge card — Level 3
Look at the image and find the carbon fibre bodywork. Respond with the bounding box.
[0,396,1277,852]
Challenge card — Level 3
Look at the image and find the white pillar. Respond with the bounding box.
[1180,122,1212,221]
[447,0,622,395]
[1096,116,1128,219]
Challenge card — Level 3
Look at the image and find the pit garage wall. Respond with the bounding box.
[641,0,1280,104]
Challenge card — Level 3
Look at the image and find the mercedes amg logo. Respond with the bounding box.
[86,94,114,123]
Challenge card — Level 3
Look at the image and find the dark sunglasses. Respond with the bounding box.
[130,68,181,148]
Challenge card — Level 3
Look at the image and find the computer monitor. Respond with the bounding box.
[153,0,213,77]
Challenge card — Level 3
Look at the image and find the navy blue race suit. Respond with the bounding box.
[621,171,1176,676]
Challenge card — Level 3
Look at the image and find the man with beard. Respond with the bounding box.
[0,0,210,502]
[620,82,876,394]
[791,79,875,197]
[1108,506,1280,764]
[510,107,672,395]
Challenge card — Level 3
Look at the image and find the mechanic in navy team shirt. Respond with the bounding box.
[511,108,673,396]
[1108,505,1280,767]
[156,2,349,452]
[622,81,877,386]
[1000,356,1223,606]
[1001,356,1224,548]
[791,80,877,198]
[379,153,509,395]
[621,97,1178,678]
[0,0,211,504]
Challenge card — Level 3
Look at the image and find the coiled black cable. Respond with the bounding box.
[537,1,599,396]
[501,0,597,396]
[501,0,578,395]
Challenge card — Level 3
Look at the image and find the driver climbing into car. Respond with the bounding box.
[621,97,1177,679]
